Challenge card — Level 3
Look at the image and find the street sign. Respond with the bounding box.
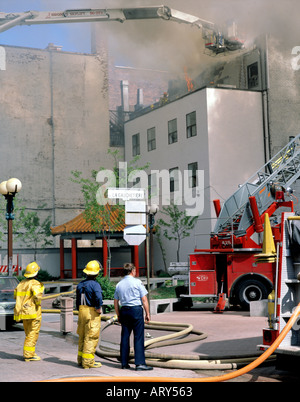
[107,187,145,200]
[125,200,146,212]
[125,200,146,225]
[123,224,146,246]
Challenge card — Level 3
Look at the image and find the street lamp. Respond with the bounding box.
[147,204,159,278]
[0,178,22,276]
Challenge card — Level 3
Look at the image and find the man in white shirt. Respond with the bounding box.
[114,263,153,371]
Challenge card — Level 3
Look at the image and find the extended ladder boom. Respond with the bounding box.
[0,6,215,33]
[214,134,300,236]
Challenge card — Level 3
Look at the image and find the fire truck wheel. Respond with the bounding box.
[235,279,269,310]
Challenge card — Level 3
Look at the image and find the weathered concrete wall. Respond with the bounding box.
[0,45,114,273]
[0,47,53,211]
[266,36,300,156]
[49,50,111,226]
[0,45,112,228]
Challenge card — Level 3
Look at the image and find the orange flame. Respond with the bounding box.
[184,66,194,92]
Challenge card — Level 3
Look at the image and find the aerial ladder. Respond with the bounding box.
[0,6,244,54]
[188,134,300,311]
[212,134,300,249]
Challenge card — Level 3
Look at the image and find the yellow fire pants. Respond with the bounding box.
[22,318,41,359]
[77,305,101,368]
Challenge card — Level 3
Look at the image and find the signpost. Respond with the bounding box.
[108,188,147,246]
[108,187,151,305]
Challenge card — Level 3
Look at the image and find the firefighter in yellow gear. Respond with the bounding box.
[76,260,103,369]
[14,262,44,362]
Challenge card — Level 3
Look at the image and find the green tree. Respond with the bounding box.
[17,205,54,260]
[96,272,116,300]
[71,149,149,278]
[157,203,198,262]
[71,170,122,280]
[155,225,168,271]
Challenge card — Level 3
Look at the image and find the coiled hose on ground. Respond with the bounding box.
[42,296,270,370]
[41,290,300,382]
[96,320,275,370]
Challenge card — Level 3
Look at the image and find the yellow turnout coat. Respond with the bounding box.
[14,278,44,321]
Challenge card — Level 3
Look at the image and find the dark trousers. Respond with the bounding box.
[120,306,145,366]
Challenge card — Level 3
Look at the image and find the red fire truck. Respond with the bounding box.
[183,134,300,310]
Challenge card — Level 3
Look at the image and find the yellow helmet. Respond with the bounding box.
[83,260,102,276]
[24,262,40,278]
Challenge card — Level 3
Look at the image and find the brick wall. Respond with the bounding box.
[108,62,173,110]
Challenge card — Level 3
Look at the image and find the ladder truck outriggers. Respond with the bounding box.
[183,134,300,312]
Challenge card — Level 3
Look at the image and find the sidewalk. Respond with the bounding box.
[0,303,296,382]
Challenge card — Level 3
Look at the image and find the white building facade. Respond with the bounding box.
[124,87,265,271]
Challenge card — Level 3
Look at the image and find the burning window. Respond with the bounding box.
[147,127,156,151]
[186,111,197,138]
[168,118,178,144]
[132,133,140,156]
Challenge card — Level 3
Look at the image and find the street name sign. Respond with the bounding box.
[107,188,145,200]
[125,200,146,225]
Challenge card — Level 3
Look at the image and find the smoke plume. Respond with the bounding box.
[28,0,300,75]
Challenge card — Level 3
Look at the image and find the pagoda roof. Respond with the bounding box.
[51,205,125,236]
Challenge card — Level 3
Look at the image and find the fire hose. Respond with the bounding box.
[96,319,273,370]
[40,289,300,381]
[42,300,272,370]
[41,302,300,382]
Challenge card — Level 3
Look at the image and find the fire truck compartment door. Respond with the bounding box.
[189,254,216,270]
[189,270,217,295]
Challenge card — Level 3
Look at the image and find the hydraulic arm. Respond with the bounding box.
[0,6,214,33]
[0,6,243,54]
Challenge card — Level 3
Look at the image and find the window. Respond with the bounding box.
[169,167,179,193]
[168,118,178,144]
[132,133,140,156]
[186,111,197,138]
[188,162,198,188]
[247,62,259,89]
[147,127,156,151]
[132,177,140,187]
[148,173,158,200]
